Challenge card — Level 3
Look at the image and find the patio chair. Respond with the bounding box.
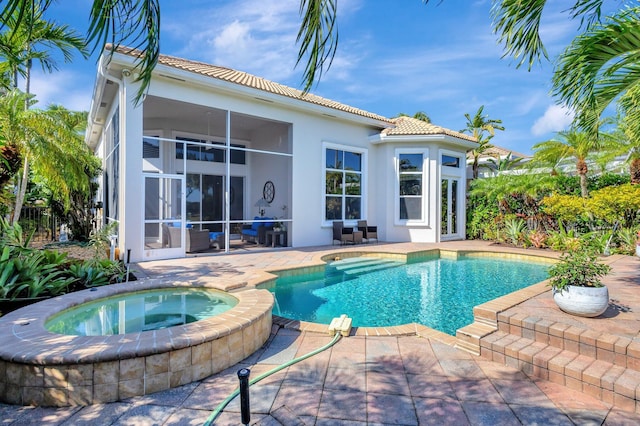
[333,221,355,245]
[357,220,378,243]
[241,217,274,245]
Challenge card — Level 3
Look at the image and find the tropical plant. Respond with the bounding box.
[540,194,587,227]
[67,262,112,288]
[481,152,523,175]
[396,111,431,123]
[0,91,100,223]
[546,222,581,252]
[504,217,526,246]
[527,229,547,249]
[616,227,640,255]
[548,246,611,292]
[608,89,640,184]
[0,4,87,93]
[0,5,87,222]
[552,6,640,138]
[533,129,602,198]
[588,183,640,228]
[0,216,32,248]
[88,222,119,259]
[461,105,505,179]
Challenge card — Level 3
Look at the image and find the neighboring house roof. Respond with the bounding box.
[466,144,530,161]
[104,45,475,144]
[384,116,476,143]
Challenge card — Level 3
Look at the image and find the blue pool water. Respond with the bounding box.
[265,255,550,335]
[46,288,238,336]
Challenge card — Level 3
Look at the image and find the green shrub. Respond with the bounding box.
[0,220,127,302]
[548,246,611,292]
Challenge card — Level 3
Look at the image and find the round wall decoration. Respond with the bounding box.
[263,181,275,203]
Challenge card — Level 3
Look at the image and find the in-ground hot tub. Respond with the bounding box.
[0,280,273,407]
[45,288,238,336]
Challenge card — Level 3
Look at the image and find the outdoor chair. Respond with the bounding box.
[357,220,378,243]
[333,221,355,245]
[162,223,210,252]
[241,217,274,245]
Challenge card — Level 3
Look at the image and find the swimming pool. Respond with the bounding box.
[264,254,550,335]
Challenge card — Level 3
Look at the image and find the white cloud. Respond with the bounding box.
[531,104,574,136]
[163,0,365,86]
[29,70,93,112]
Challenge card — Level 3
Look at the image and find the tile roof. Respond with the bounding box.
[108,45,475,144]
[465,144,531,160]
[383,116,476,142]
[110,45,391,123]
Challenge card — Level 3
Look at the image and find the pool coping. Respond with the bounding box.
[252,247,559,349]
[0,280,273,406]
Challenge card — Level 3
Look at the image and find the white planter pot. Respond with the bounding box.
[553,285,609,318]
[636,244,640,257]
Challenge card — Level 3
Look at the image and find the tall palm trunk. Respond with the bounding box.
[631,157,640,184]
[12,58,32,224]
[576,158,589,197]
[11,156,29,224]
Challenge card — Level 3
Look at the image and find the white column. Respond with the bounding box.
[119,71,144,263]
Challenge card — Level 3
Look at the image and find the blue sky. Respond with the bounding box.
[30,0,617,155]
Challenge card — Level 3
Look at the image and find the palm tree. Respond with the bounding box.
[0,90,99,222]
[482,152,523,175]
[552,6,640,137]
[0,5,87,222]
[396,111,431,123]
[602,92,640,184]
[532,129,601,197]
[461,105,505,179]
[0,5,87,93]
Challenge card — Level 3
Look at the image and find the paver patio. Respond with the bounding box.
[1,241,639,425]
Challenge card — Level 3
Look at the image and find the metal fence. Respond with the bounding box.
[18,206,62,243]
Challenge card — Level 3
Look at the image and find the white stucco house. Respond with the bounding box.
[86,46,477,262]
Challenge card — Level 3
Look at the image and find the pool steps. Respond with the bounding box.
[328,257,404,276]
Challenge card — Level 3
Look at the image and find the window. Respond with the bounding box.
[143,136,160,158]
[396,150,427,223]
[175,136,246,164]
[442,154,460,168]
[324,146,364,221]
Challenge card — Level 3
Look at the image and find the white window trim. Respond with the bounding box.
[395,148,429,226]
[321,141,367,227]
[439,148,466,240]
[439,149,465,178]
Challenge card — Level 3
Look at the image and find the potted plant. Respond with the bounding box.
[636,231,640,257]
[548,246,611,317]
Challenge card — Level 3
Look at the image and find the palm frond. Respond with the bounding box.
[296,0,338,93]
[87,0,160,104]
[553,6,640,131]
[491,0,606,70]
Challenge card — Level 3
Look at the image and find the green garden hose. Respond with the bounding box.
[203,331,343,425]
